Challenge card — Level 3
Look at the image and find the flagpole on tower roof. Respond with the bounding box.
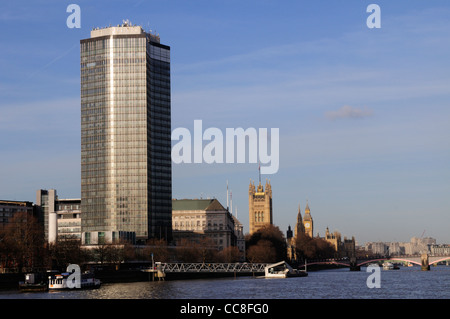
[258,160,261,184]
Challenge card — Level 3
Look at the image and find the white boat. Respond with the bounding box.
[382,262,400,270]
[48,272,101,290]
[264,261,307,278]
[382,262,394,270]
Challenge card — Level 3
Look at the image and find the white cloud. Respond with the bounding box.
[325,105,373,120]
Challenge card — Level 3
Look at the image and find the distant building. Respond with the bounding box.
[287,204,307,260]
[55,199,82,241]
[303,201,313,237]
[248,179,273,234]
[366,242,388,255]
[324,227,356,258]
[0,200,35,231]
[232,215,246,260]
[324,227,341,252]
[365,237,437,256]
[36,189,57,242]
[172,199,240,253]
[287,203,356,260]
[83,230,136,246]
[286,225,293,241]
[405,237,436,255]
[430,244,450,256]
[341,236,356,258]
[36,189,82,243]
[294,205,305,238]
[287,203,310,260]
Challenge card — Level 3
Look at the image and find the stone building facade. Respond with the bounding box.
[248,179,273,235]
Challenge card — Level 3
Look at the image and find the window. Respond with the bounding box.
[98,231,105,244]
[85,232,91,245]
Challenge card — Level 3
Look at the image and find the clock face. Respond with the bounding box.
[305,222,310,228]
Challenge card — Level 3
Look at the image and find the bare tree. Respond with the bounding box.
[175,237,219,263]
[246,240,277,263]
[175,238,202,262]
[246,225,287,262]
[0,212,45,272]
[295,232,335,261]
[216,246,241,263]
[143,238,170,262]
[48,238,86,270]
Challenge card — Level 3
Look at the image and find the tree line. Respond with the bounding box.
[245,224,336,263]
[0,212,337,273]
[0,212,242,272]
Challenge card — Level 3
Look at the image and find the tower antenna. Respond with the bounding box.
[230,191,233,218]
[258,161,261,184]
[227,180,229,211]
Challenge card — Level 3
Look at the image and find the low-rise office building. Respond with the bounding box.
[36,189,82,243]
[0,200,35,230]
[172,199,241,252]
[55,198,82,241]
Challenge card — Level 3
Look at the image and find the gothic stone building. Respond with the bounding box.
[248,179,273,235]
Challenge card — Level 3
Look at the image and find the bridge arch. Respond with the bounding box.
[304,261,350,267]
[302,255,450,268]
[357,258,384,266]
[383,257,421,266]
[429,257,450,266]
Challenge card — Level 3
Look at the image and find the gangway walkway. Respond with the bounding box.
[143,262,269,274]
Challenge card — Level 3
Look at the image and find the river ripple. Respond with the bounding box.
[1,266,449,299]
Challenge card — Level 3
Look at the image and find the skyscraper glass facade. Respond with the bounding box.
[80,24,172,243]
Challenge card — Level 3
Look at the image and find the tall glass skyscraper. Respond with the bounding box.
[80,21,172,244]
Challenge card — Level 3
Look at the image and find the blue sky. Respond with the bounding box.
[1,1,449,244]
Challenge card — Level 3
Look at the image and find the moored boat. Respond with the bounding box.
[382,262,393,270]
[382,262,399,270]
[264,261,308,278]
[81,272,102,289]
[48,272,101,290]
[19,273,48,292]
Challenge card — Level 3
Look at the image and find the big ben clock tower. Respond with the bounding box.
[303,201,313,237]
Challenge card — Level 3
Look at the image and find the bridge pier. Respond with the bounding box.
[421,254,430,271]
[349,257,360,271]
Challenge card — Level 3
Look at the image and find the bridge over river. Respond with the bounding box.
[300,254,450,271]
[141,254,450,280]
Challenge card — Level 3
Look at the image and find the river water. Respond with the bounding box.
[1,265,449,299]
